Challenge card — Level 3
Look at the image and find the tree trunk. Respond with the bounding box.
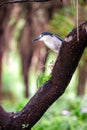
[77,59,87,96]
[0,6,12,103]
[0,21,87,130]
[18,4,33,98]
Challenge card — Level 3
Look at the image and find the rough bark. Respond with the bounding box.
[0,21,87,130]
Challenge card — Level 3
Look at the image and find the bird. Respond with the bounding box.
[33,32,63,54]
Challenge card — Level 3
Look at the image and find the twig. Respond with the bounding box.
[76,0,79,41]
[0,0,52,7]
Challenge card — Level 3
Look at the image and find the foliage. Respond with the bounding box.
[37,73,52,87]
[50,5,75,38]
[37,52,56,87]
[32,96,87,130]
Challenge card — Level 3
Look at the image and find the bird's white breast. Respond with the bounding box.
[41,35,62,53]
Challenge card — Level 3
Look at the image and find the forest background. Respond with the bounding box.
[0,0,87,130]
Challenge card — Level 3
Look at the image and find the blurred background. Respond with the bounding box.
[0,0,87,129]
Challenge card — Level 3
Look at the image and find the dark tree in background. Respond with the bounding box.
[18,4,33,97]
[0,6,12,103]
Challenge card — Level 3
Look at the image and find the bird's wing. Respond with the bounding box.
[52,34,64,42]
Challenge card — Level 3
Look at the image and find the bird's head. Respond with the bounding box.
[33,32,53,42]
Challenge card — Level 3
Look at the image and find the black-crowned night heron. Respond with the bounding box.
[33,32,63,54]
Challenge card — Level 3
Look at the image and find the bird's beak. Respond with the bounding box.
[33,36,40,42]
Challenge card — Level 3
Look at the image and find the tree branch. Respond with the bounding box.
[0,0,54,7]
[0,21,87,130]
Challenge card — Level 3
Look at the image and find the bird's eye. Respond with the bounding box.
[39,34,42,38]
[42,34,44,37]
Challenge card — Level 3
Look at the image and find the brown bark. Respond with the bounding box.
[0,21,87,130]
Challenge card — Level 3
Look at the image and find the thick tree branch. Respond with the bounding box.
[0,21,87,130]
